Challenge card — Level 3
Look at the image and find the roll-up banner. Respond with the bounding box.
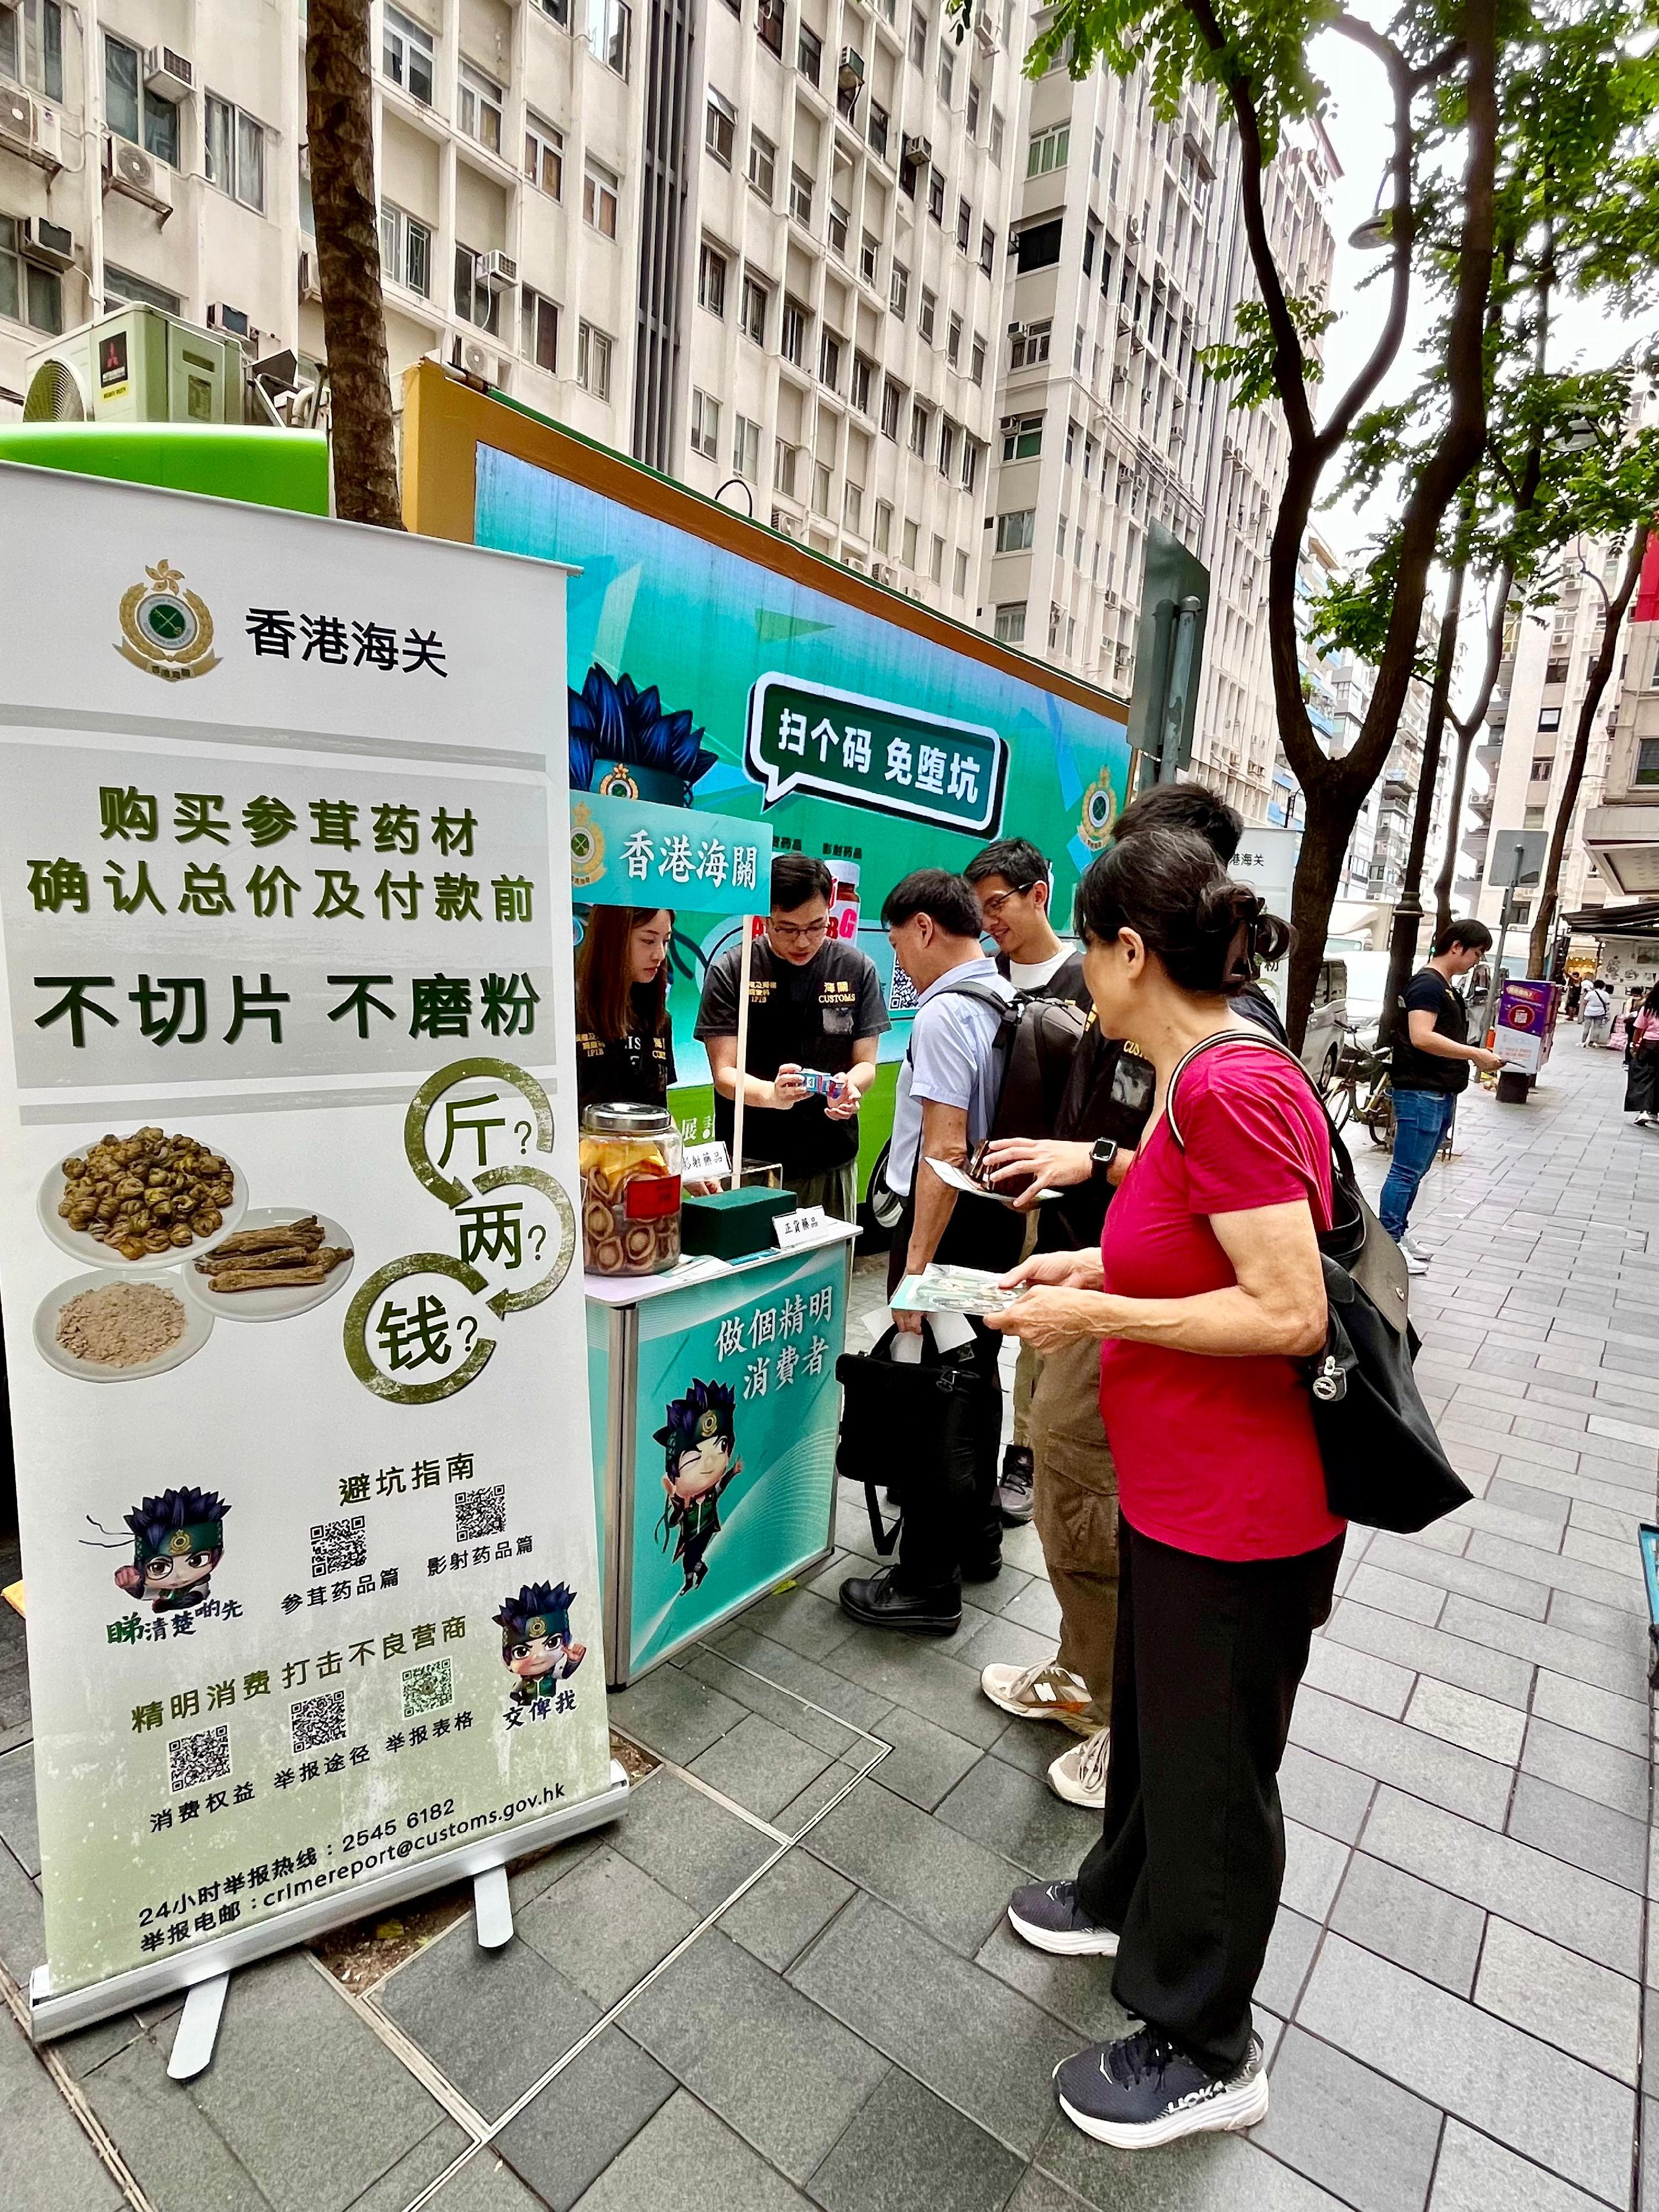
[0,463,623,2039]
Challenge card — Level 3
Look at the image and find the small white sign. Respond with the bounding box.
[683,1141,731,1188]
[774,1204,828,1248]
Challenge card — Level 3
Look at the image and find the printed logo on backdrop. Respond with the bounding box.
[117,561,221,682]
[745,673,1006,837]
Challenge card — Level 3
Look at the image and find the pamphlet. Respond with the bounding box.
[924,1157,1060,1207]
[889,1264,1031,1317]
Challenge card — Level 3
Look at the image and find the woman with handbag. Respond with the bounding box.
[1625,983,1659,1128]
[984,827,1342,2153]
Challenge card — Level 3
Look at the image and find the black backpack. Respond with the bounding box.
[924,979,1087,1142]
[1166,1032,1471,1535]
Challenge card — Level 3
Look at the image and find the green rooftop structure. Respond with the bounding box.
[0,421,330,515]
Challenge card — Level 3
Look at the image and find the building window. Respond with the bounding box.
[533,0,570,20]
[1537,706,1562,732]
[919,286,936,342]
[937,419,956,477]
[828,199,849,256]
[453,243,499,331]
[1010,320,1051,369]
[954,547,969,596]
[1013,218,1063,272]
[947,312,962,367]
[706,87,737,165]
[577,321,613,398]
[880,378,902,439]
[740,270,769,343]
[1529,758,1553,781]
[970,332,985,384]
[989,107,1004,163]
[909,400,930,455]
[967,77,980,137]
[852,352,874,412]
[889,261,909,317]
[819,327,842,389]
[204,96,267,213]
[868,101,889,160]
[797,23,822,81]
[105,36,178,164]
[0,213,61,333]
[937,45,953,103]
[979,223,995,276]
[774,440,799,497]
[586,0,632,78]
[789,164,814,226]
[525,113,565,198]
[996,509,1035,552]
[0,0,64,102]
[927,166,945,223]
[521,288,560,371]
[749,128,776,199]
[860,230,880,285]
[930,534,945,584]
[1636,737,1659,785]
[902,516,919,566]
[757,0,785,56]
[1027,123,1070,176]
[961,437,981,494]
[690,388,721,459]
[782,295,808,364]
[698,241,728,315]
[956,196,972,252]
[733,413,761,481]
[813,461,833,518]
[909,7,927,66]
[874,499,893,552]
[382,7,435,105]
[379,202,433,296]
[584,158,620,238]
[1002,414,1042,460]
[844,479,863,533]
[994,602,1026,643]
[103,263,180,314]
[458,64,505,154]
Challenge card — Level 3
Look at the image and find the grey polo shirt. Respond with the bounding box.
[886,956,1012,1199]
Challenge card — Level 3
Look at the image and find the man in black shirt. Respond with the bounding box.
[695,853,890,1219]
[1381,918,1501,1272]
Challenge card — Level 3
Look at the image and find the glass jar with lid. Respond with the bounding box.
[579,1101,684,1277]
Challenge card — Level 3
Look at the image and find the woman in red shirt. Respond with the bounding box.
[988,826,1340,2153]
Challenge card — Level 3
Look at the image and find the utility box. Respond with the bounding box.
[23,305,245,426]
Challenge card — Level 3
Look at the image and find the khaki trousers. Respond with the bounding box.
[1027,1335,1120,1728]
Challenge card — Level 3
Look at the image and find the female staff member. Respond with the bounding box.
[987,828,1338,2153]
[574,907,677,1109]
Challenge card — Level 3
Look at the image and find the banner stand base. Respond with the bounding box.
[28,1762,630,2049]
[167,1971,229,2081]
[473,1865,513,1949]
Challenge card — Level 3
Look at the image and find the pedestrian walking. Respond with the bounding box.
[985,826,1334,2151]
[1626,984,1659,1129]
[1580,977,1612,1047]
[1380,920,1502,1273]
[1564,976,1583,1021]
[838,869,1023,1632]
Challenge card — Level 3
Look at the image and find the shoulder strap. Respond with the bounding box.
[1165,1030,1359,1191]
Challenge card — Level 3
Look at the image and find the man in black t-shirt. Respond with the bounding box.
[695,853,890,1220]
[1381,918,1501,1271]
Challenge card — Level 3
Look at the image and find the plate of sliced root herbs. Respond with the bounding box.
[181,1209,355,1324]
[35,1269,213,1384]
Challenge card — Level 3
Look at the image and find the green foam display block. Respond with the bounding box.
[681,1186,795,1260]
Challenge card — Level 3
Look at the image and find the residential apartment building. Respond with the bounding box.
[1585,536,1659,908]
[979,42,1335,818]
[1464,546,1636,950]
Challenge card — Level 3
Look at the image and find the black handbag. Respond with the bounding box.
[834,1323,993,1556]
[1167,1033,1471,1534]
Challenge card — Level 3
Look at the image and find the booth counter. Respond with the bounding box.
[585,1223,857,1687]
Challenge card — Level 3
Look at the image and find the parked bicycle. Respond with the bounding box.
[1322,1026,1396,1150]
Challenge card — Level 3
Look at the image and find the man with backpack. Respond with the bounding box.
[964,837,1095,1527]
[838,869,1025,1634]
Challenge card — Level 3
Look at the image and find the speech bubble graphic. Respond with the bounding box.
[744,673,1007,837]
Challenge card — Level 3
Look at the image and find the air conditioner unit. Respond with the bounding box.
[973,9,997,55]
[298,249,322,304]
[144,46,195,102]
[462,338,499,381]
[875,562,899,585]
[20,216,75,270]
[838,45,865,81]
[1006,320,1023,337]
[1100,588,1118,607]
[25,303,243,426]
[104,133,173,216]
[0,83,62,168]
[207,301,254,341]
[1126,215,1142,242]
[901,132,932,167]
[480,249,518,286]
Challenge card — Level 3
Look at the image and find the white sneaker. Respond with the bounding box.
[980,1660,1094,1735]
[1048,1725,1111,1809]
[1398,1238,1430,1276]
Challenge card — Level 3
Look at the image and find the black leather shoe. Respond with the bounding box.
[839,1565,961,1635]
[962,1554,1003,1583]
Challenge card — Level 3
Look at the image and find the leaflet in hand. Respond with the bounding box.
[924,1156,1060,1206]
[889,1264,1030,1317]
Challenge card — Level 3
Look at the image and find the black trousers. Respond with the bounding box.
[1076,1518,1343,2074]
[885,1193,1024,1592]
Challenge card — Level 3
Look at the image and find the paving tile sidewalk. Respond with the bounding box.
[0,1039,1654,2212]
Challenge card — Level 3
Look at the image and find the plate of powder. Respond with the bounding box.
[35,1270,213,1384]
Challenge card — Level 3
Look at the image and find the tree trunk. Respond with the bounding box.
[1286,781,1348,1045]
[1527,525,1649,973]
[1379,539,1467,1047]
[306,0,404,529]
[1434,714,1480,936]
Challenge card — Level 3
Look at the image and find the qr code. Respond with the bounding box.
[290,1690,347,1755]
[169,1724,231,1796]
[310,1516,367,1579]
[401,1659,453,1718]
[888,963,919,1012]
[455,1485,506,1545]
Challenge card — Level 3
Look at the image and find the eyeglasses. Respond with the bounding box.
[768,916,830,943]
[975,886,1036,919]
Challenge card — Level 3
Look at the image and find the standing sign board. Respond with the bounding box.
[0,465,622,2038]
[1494,978,1558,1078]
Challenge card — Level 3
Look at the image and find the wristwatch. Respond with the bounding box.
[1089,1138,1120,1182]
